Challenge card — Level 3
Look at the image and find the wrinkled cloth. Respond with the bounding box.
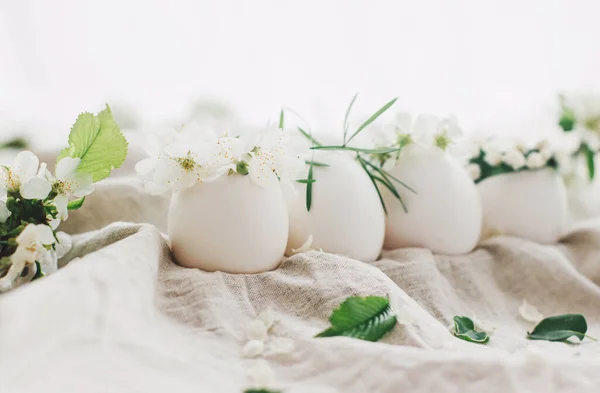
[2,174,600,392]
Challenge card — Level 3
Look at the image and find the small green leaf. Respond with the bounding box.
[316,296,397,342]
[343,93,359,144]
[305,160,329,167]
[67,197,86,211]
[58,105,128,182]
[279,109,285,129]
[558,95,576,132]
[305,162,314,212]
[453,316,489,344]
[0,137,28,150]
[527,314,593,342]
[345,97,398,145]
[583,144,595,180]
[244,389,282,393]
[311,145,402,155]
[32,261,45,281]
[296,178,316,184]
[297,127,321,147]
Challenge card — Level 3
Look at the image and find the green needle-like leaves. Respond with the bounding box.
[305,160,329,167]
[345,97,398,145]
[305,162,314,211]
[583,144,596,180]
[279,109,285,129]
[527,314,595,342]
[343,93,359,144]
[311,145,402,155]
[297,127,321,147]
[453,316,490,344]
[316,296,397,342]
[357,156,388,215]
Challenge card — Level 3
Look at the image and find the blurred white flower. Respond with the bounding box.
[246,319,268,341]
[247,360,275,388]
[242,340,265,358]
[55,231,72,259]
[257,308,278,331]
[503,148,526,170]
[526,152,545,169]
[267,337,295,355]
[466,163,481,181]
[0,151,51,200]
[412,114,463,152]
[0,223,55,292]
[483,148,503,166]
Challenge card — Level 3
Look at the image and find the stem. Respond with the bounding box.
[585,334,597,341]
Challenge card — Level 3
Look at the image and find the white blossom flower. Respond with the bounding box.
[526,152,546,169]
[519,299,543,323]
[257,308,278,331]
[267,337,295,355]
[0,223,55,292]
[483,147,503,166]
[55,231,72,259]
[242,340,265,358]
[503,148,526,170]
[246,319,268,341]
[45,157,94,227]
[0,151,51,200]
[412,114,463,152]
[466,163,481,181]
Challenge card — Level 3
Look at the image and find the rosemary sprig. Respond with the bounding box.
[298,127,321,147]
[361,158,417,194]
[305,160,329,167]
[311,145,402,155]
[357,155,388,214]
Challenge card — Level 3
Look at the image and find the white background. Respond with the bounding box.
[1,0,599,146]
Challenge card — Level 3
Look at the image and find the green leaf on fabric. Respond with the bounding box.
[67,197,86,211]
[527,314,594,342]
[58,105,128,182]
[316,296,397,342]
[453,316,490,344]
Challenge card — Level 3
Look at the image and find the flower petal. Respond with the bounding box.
[55,232,72,259]
[519,299,543,323]
[291,234,313,254]
[267,337,295,355]
[20,176,51,200]
[246,319,268,341]
[247,360,275,387]
[0,201,11,223]
[242,340,265,358]
[71,172,94,197]
[35,224,56,245]
[56,157,81,180]
[13,151,39,181]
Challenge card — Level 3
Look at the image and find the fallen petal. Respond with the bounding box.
[519,299,544,323]
[242,340,265,358]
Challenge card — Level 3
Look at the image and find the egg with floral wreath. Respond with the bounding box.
[366,113,482,254]
[137,122,306,273]
[468,139,568,244]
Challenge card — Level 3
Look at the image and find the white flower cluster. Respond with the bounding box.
[242,308,296,390]
[136,122,306,194]
[0,152,88,291]
[466,139,556,182]
[562,92,600,149]
[357,112,463,170]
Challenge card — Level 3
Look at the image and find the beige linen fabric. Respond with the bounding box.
[2,174,600,392]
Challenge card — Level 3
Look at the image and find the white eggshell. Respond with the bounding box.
[168,175,288,273]
[284,151,385,261]
[477,168,568,243]
[382,145,482,254]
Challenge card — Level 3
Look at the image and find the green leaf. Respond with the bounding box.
[0,137,28,150]
[453,316,489,344]
[316,296,397,342]
[236,160,249,176]
[58,105,128,182]
[527,314,593,342]
[305,160,329,167]
[305,162,314,212]
[357,156,388,215]
[311,145,402,154]
[244,389,282,393]
[297,127,321,147]
[67,196,85,211]
[583,144,595,180]
[296,178,316,184]
[342,93,359,144]
[279,109,285,129]
[558,95,576,132]
[345,97,398,145]
[32,261,45,281]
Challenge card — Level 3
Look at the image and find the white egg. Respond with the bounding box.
[477,168,568,243]
[168,174,288,273]
[382,145,482,254]
[284,150,385,261]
